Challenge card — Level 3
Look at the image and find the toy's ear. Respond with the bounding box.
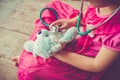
[24,41,34,52]
[59,27,77,43]
[41,29,49,36]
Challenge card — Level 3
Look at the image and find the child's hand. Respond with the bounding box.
[50,19,74,30]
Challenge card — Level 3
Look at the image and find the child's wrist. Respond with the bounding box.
[69,19,76,27]
[69,16,78,27]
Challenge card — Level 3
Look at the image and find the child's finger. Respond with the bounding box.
[11,56,19,62]
[11,57,17,62]
[11,60,19,67]
[11,56,20,67]
[61,24,67,30]
[50,20,61,27]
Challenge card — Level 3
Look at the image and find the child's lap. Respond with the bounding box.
[18,50,84,80]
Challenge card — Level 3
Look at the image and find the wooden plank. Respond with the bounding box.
[0,0,20,23]
[0,18,34,35]
[0,58,18,80]
[15,0,48,11]
[8,8,39,23]
[0,28,29,59]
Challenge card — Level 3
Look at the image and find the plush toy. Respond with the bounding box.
[24,27,78,59]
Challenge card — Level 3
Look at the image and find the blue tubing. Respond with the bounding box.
[76,15,91,36]
[39,7,59,28]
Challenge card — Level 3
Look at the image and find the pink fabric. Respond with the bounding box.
[82,6,120,56]
[18,0,120,80]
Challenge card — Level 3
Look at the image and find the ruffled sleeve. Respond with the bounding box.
[103,32,120,52]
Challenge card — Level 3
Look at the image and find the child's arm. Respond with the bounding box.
[54,46,119,72]
[50,16,79,30]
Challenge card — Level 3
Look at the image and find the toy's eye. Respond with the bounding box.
[38,31,41,34]
[46,34,49,37]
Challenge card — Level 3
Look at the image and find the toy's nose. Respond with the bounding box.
[38,31,41,34]
[38,29,49,37]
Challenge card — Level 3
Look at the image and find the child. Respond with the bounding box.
[12,0,120,80]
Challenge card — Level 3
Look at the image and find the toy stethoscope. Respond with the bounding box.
[40,0,120,36]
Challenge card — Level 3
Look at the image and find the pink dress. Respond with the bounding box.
[18,0,120,80]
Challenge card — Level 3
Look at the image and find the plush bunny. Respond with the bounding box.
[24,27,77,59]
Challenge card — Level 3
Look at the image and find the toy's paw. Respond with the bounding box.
[51,43,62,53]
[24,41,34,52]
[59,27,77,43]
[33,48,52,59]
[37,52,52,59]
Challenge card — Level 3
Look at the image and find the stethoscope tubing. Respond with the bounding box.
[39,7,59,27]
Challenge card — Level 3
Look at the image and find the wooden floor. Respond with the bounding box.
[0,0,86,80]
